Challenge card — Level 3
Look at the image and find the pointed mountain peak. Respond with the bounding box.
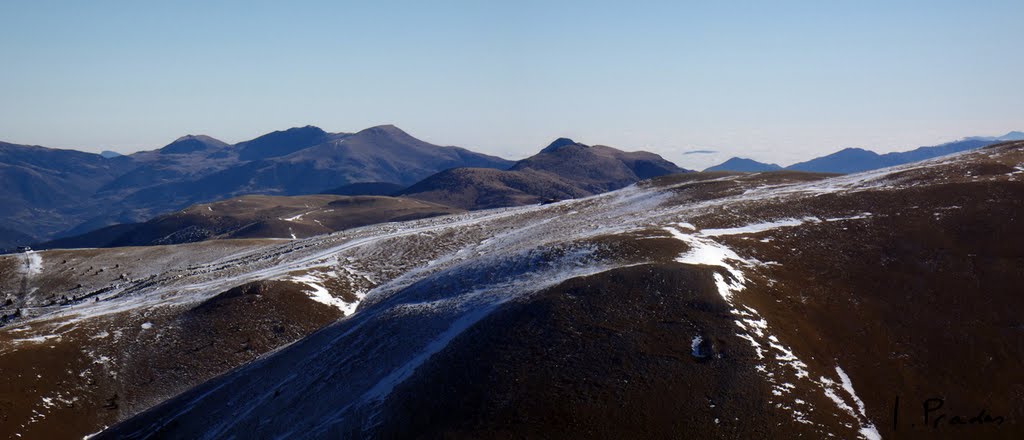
[290,125,327,134]
[237,126,330,161]
[541,138,586,153]
[704,157,782,172]
[344,125,423,148]
[172,134,227,145]
[999,131,1024,140]
[356,124,412,138]
[159,134,228,155]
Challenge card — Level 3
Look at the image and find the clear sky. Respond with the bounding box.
[1,0,1021,168]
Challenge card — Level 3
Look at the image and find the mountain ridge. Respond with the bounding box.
[400,138,687,209]
[704,157,782,172]
[0,125,514,243]
[704,132,1020,173]
[24,137,687,250]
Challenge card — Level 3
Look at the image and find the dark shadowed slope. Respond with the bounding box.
[398,167,589,209]
[400,138,687,209]
[97,135,235,191]
[0,142,136,239]
[0,226,34,250]
[36,194,463,249]
[235,125,333,161]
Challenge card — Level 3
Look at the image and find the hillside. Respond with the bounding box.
[36,195,462,249]
[324,182,407,196]
[400,138,688,209]
[1,141,1021,439]
[0,226,34,250]
[0,142,136,239]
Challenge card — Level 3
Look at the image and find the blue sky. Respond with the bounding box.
[1,0,1021,168]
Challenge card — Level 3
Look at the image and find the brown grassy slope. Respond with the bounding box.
[0,279,345,440]
[37,194,463,249]
[401,139,687,210]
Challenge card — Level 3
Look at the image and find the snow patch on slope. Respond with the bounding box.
[700,218,808,237]
[21,251,43,276]
[288,273,358,315]
[824,366,881,440]
[282,212,309,222]
[699,214,872,237]
[664,221,878,438]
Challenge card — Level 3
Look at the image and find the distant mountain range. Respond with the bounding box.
[39,138,685,251]
[0,129,685,251]
[0,125,513,244]
[4,127,1017,251]
[0,225,35,250]
[705,131,1024,173]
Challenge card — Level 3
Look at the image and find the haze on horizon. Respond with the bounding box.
[1,0,1021,169]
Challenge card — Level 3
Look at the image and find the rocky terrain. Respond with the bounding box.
[1,141,1021,439]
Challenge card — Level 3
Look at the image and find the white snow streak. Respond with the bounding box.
[835,366,881,440]
[11,334,62,345]
[22,251,43,275]
[283,212,310,222]
[700,218,807,237]
[700,214,872,237]
[289,274,355,315]
[664,220,880,438]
